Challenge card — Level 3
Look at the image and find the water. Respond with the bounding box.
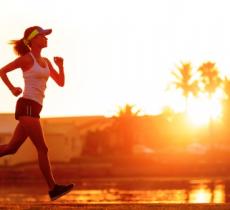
[0,177,228,204]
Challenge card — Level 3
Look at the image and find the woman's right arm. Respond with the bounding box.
[0,56,26,96]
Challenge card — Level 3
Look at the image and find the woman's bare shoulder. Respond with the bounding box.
[18,53,34,71]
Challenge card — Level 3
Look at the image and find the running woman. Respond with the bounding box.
[0,26,74,201]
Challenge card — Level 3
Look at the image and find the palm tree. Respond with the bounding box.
[198,62,222,99]
[198,61,222,146]
[116,104,141,118]
[171,62,199,113]
[113,104,141,154]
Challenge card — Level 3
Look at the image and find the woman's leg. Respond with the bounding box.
[0,122,28,157]
[19,116,56,190]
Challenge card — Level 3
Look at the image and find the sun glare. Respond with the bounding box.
[187,94,222,126]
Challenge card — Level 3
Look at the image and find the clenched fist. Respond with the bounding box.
[11,87,22,97]
[54,57,63,68]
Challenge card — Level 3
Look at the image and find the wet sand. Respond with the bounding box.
[1,203,230,210]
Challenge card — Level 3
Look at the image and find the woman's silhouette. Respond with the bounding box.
[0,26,74,201]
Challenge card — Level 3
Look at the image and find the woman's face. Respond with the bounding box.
[31,34,48,49]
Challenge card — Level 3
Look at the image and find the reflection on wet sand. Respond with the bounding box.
[0,178,228,204]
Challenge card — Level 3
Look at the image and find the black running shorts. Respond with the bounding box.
[15,97,42,120]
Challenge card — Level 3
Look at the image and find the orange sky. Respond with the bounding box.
[1,0,230,117]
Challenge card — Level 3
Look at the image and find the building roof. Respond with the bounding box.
[0,113,112,135]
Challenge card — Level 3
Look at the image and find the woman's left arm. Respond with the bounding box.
[45,57,65,87]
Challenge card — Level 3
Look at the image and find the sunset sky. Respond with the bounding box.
[1,0,230,117]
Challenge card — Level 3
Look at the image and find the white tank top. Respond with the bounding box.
[22,52,50,105]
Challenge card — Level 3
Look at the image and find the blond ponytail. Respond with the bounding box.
[9,38,30,56]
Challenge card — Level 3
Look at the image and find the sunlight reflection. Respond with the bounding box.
[67,183,225,204]
[189,186,212,203]
[0,180,226,204]
[67,189,188,204]
[213,185,225,203]
[188,183,225,203]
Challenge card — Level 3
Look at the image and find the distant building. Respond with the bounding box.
[0,113,109,166]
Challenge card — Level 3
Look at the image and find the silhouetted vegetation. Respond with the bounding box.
[82,60,230,163]
[171,62,199,112]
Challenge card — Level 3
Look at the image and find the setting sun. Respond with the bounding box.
[2,0,230,208]
[187,94,222,126]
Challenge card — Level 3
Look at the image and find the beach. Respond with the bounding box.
[1,158,230,209]
[0,176,229,210]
